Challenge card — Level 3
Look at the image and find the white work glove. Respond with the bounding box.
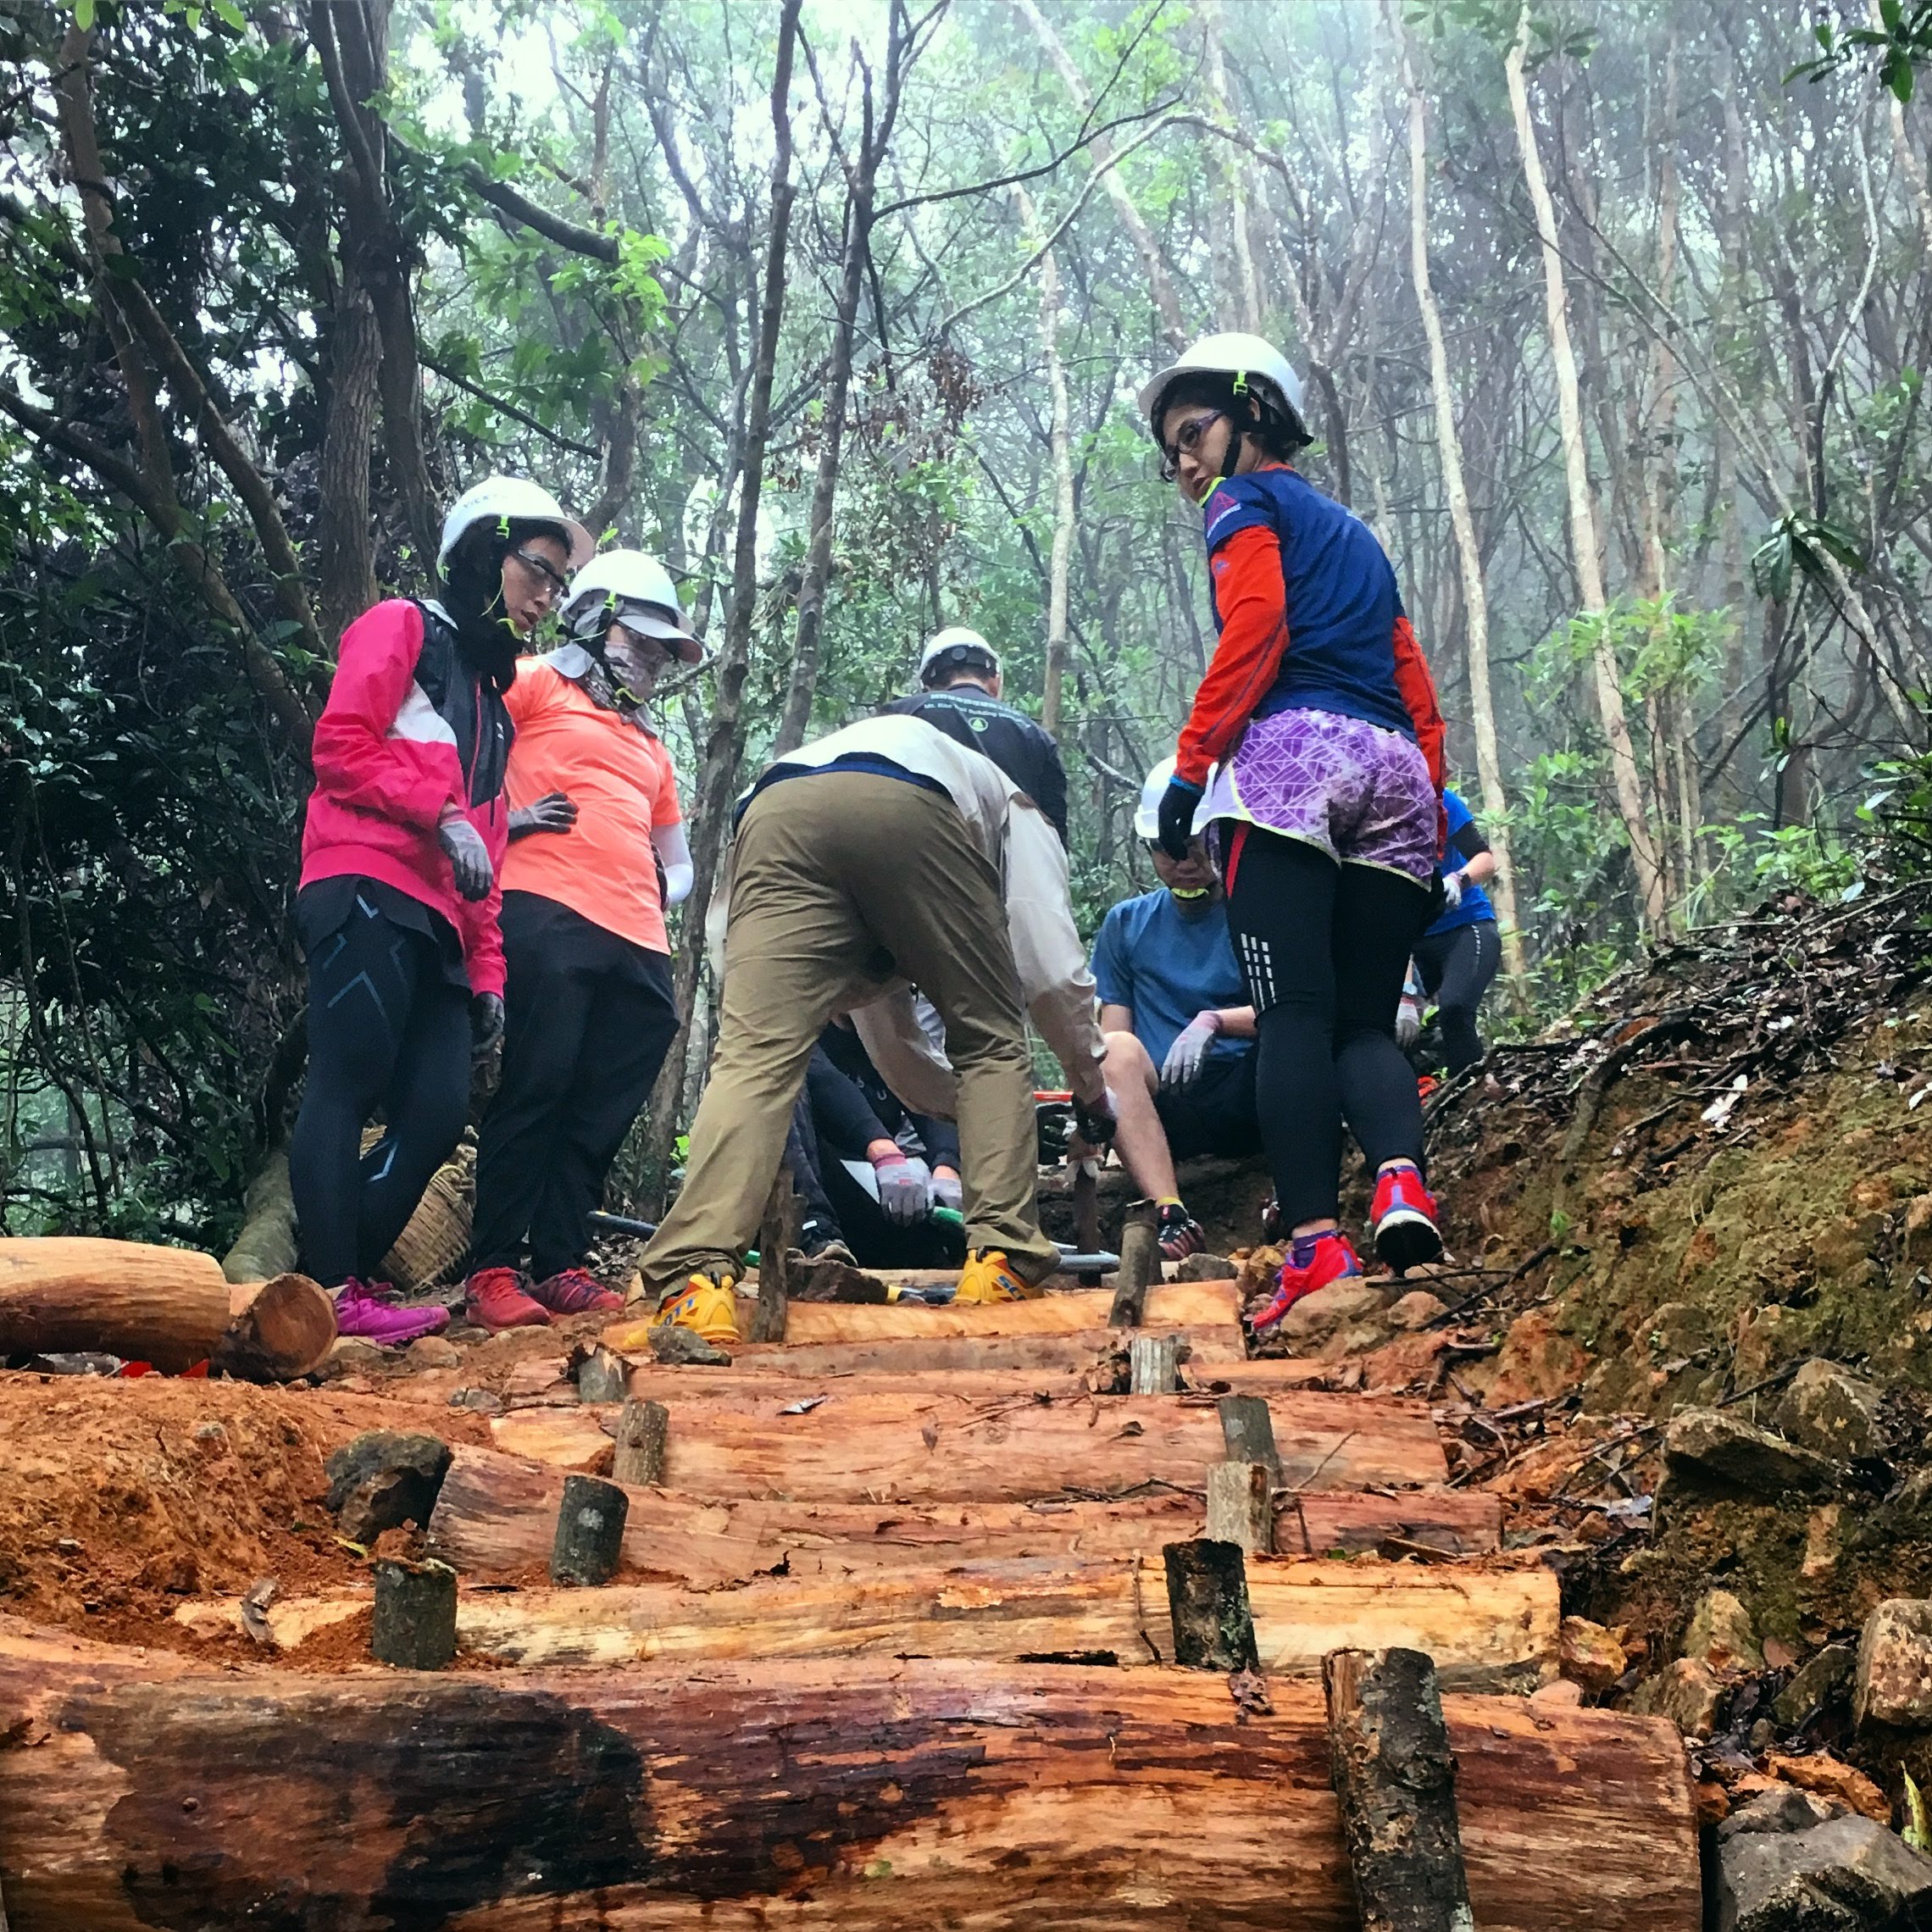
[930,1166,963,1213]
[1440,869,1465,911]
[437,810,492,902]
[870,1150,934,1226]
[1161,1009,1223,1089]
[1396,989,1424,1050]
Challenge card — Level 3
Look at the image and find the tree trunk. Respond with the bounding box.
[0,1628,1704,1931]
[426,1444,1502,1585]
[1021,187,1077,741]
[0,1238,333,1379]
[315,278,382,641]
[1398,19,1525,986]
[1504,5,1668,938]
[485,1383,1449,1503]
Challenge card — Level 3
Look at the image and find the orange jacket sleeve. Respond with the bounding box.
[1176,525,1290,787]
[1391,613,1445,792]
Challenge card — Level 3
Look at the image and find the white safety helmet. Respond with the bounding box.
[919,625,1000,686]
[560,549,702,663]
[1133,757,1214,842]
[1135,331,1309,447]
[437,475,594,576]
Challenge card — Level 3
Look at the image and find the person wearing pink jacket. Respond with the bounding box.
[288,476,590,1343]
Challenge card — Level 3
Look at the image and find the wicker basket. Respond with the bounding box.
[359,1129,475,1293]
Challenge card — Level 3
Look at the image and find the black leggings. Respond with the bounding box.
[1413,920,1501,1073]
[289,895,472,1288]
[472,893,680,1281]
[1223,827,1432,1229]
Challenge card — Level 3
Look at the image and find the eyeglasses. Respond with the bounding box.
[508,547,569,606]
[1160,409,1226,482]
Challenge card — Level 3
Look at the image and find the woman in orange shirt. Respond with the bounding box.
[464,551,700,1331]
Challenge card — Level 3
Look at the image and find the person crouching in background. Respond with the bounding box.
[463,551,699,1331]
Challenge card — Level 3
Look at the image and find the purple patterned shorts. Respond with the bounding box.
[1199,705,1436,883]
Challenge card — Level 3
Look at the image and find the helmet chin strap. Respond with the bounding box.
[1219,369,1251,480]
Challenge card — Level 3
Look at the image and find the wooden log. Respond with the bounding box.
[213,1553,1557,1687]
[551,1474,629,1586]
[1324,1647,1474,1932]
[369,1557,456,1669]
[1110,1198,1160,1327]
[609,1396,668,1485]
[427,1445,1502,1585]
[0,1237,334,1378]
[1127,1331,1180,1394]
[0,1620,1702,1931]
[705,1324,1251,1378]
[1219,1391,1283,1480]
[1208,1460,1274,1556]
[604,1278,1242,1350]
[1164,1538,1259,1671]
[751,1159,802,1343]
[576,1344,629,1405]
[218,1147,299,1284]
[489,1385,1449,1503]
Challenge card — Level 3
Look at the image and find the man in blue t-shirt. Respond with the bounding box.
[1398,787,1502,1073]
[1088,761,1263,1261]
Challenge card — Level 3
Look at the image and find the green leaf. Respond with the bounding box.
[1905,1764,1930,1852]
[74,0,95,26]
[213,0,245,26]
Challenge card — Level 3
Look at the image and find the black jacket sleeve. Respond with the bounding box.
[908,1110,962,1171]
[805,1045,894,1160]
[1448,819,1491,865]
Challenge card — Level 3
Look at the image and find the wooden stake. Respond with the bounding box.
[369,1557,457,1670]
[1218,1394,1282,1481]
[1128,1331,1181,1394]
[1163,1538,1258,1672]
[752,1159,802,1343]
[1207,1460,1274,1556]
[576,1345,628,1405]
[1073,1161,1103,1286]
[1109,1198,1159,1328]
[610,1397,669,1486]
[551,1474,630,1585]
[1324,1646,1474,1932]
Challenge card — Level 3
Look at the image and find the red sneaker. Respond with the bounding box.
[332,1279,451,1346]
[528,1267,625,1316]
[1370,1163,1443,1274]
[1251,1231,1362,1335]
[465,1266,551,1332]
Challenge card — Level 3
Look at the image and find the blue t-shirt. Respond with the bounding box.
[1201,465,1415,741]
[1090,889,1252,1070]
[1427,789,1496,935]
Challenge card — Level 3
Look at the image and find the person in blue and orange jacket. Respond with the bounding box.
[288,475,592,1346]
[1136,332,1449,1333]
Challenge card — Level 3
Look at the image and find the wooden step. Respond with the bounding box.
[486,1385,1448,1501]
[428,1445,1499,1585]
[0,1618,1701,1931]
[180,1552,1557,1690]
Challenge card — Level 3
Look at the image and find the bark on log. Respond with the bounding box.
[369,1557,456,1669]
[1208,1460,1274,1556]
[1219,1393,1283,1480]
[658,1324,1252,1379]
[178,1553,1558,1688]
[609,1397,669,1486]
[551,1474,629,1586]
[1324,1646,1474,1932]
[488,1386,1448,1502]
[218,1149,299,1284]
[751,1160,802,1343]
[1164,1538,1258,1671]
[605,1279,1240,1351]
[0,1238,333,1378]
[427,1445,1502,1585]
[576,1345,629,1405]
[1109,1198,1160,1327]
[0,1622,1701,1930]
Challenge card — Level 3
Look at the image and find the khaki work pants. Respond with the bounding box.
[637,773,1058,1295]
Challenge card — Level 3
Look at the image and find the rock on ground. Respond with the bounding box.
[323,1430,452,1543]
[1560,1615,1627,1691]
[1663,1408,1841,1501]
[1271,1281,1388,1346]
[1715,1813,1932,1932]
[1632,1657,1725,1740]
[1684,1588,1765,1674]
[1856,1598,1932,1729]
[1775,1359,1884,1460]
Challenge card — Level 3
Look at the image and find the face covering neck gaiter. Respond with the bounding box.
[441,536,521,696]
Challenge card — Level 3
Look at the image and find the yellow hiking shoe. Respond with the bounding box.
[656,1273,741,1345]
[955,1249,1039,1305]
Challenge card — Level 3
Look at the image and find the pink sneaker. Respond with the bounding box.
[1251,1230,1363,1336]
[332,1279,451,1346]
[465,1266,552,1333]
[528,1267,625,1316]
[1370,1163,1443,1274]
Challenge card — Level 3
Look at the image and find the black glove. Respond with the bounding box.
[1072,1090,1118,1151]
[438,812,493,902]
[1156,775,1204,860]
[508,791,577,841]
[470,991,505,1058]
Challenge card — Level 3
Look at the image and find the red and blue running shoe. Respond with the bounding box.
[1251,1230,1363,1336]
[1370,1163,1443,1274]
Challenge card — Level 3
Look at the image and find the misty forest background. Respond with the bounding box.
[3,0,1929,1246]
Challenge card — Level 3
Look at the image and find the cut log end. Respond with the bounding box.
[214,1273,337,1382]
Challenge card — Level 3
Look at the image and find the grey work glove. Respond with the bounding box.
[1160,1010,1222,1090]
[870,1151,934,1226]
[930,1166,963,1214]
[1396,991,1424,1051]
[470,991,505,1058]
[508,791,577,840]
[437,812,493,902]
[1440,869,1465,911]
